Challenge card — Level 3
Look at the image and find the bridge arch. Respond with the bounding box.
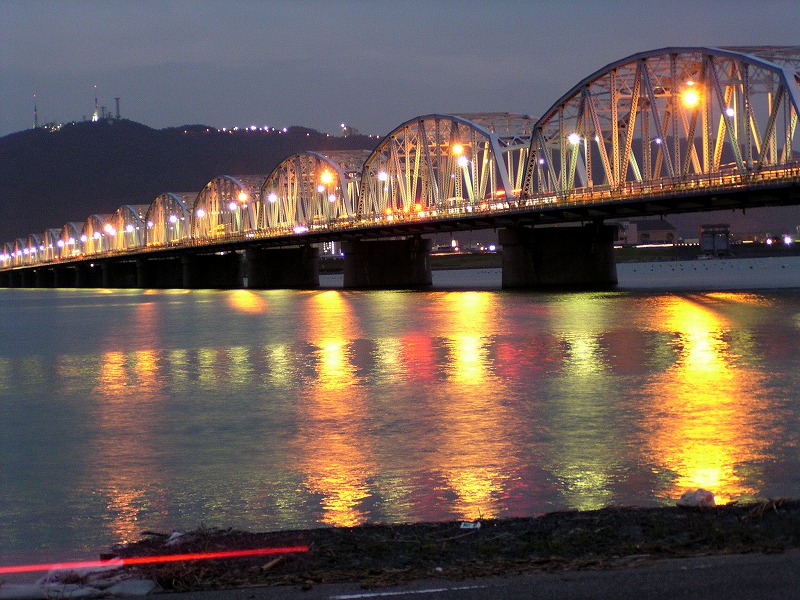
[25,234,43,265]
[80,214,113,256]
[358,113,534,219]
[0,243,12,268]
[260,150,371,233]
[522,46,800,199]
[192,176,264,241]
[145,193,194,246]
[12,237,32,266]
[109,205,149,251]
[57,223,82,260]
[41,228,61,262]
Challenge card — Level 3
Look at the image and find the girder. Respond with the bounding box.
[523,47,800,200]
[192,175,265,240]
[110,204,149,251]
[80,214,113,255]
[359,113,533,220]
[145,193,194,246]
[58,222,82,260]
[260,150,370,234]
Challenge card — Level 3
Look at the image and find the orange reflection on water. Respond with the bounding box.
[227,290,268,314]
[295,291,374,527]
[432,292,517,520]
[644,294,773,504]
[88,297,166,545]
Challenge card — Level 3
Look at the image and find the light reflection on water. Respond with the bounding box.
[2,286,800,564]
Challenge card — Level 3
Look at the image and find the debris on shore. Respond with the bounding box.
[10,500,800,594]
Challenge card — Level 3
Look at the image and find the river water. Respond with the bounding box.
[3,269,800,566]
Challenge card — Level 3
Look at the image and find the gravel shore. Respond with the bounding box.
[103,499,800,592]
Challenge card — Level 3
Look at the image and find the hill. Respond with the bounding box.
[0,119,378,243]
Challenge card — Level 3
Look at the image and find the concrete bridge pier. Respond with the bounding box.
[182,251,243,289]
[342,236,432,289]
[8,270,22,288]
[499,224,618,289]
[74,263,102,288]
[34,268,55,288]
[137,256,183,288]
[17,269,33,288]
[245,246,319,289]
[96,260,136,288]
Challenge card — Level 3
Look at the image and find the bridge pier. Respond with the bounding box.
[182,251,243,289]
[4,270,17,288]
[245,246,319,289]
[136,256,183,288]
[90,260,135,288]
[499,224,617,289]
[342,236,432,289]
[34,267,55,288]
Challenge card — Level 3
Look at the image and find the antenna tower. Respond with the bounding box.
[92,84,99,121]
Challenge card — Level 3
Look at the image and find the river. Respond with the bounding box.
[3,269,800,567]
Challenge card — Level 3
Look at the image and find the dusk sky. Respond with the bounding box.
[2,0,799,139]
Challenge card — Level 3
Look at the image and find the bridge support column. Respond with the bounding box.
[245,246,319,289]
[138,256,183,289]
[19,269,33,288]
[74,263,102,288]
[342,236,432,289]
[499,224,617,289]
[34,268,55,288]
[182,252,243,289]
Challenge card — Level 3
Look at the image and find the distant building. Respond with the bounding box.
[617,219,679,245]
[699,224,731,256]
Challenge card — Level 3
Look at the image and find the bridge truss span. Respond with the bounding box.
[522,46,800,202]
[260,150,371,235]
[192,175,266,241]
[358,113,534,221]
[145,193,195,247]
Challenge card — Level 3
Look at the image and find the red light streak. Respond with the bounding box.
[0,545,309,575]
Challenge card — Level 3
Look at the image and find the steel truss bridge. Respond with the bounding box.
[3,46,800,287]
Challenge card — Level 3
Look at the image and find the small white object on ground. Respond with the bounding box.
[677,489,716,508]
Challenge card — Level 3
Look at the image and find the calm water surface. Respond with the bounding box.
[3,271,800,565]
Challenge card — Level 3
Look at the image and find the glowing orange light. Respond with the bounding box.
[414,203,422,212]
[682,89,700,108]
[452,143,464,155]
[320,170,334,185]
[385,208,392,215]
[237,191,249,203]
[0,546,309,575]
[495,190,506,197]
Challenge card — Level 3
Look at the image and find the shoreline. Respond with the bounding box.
[29,499,799,593]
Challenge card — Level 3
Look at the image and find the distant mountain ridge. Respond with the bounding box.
[0,119,378,243]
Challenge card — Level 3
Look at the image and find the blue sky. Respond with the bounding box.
[2,0,798,137]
